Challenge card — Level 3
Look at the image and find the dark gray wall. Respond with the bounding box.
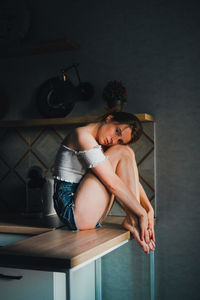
[1,0,200,299]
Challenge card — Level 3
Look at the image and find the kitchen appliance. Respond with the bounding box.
[25,168,56,217]
[25,166,45,217]
[42,176,56,216]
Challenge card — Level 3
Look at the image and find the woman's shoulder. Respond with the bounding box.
[76,126,98,150]
[63,125,98,151]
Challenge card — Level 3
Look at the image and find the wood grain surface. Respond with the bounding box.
[0,221,130,271]
[0,215,64,234]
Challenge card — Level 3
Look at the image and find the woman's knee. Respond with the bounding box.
[112,144,136,161]
[104,145,136,172]
[106,144,134,156]
[124,145,135,157]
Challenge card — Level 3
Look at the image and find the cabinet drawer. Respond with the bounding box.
[0,267,66,300]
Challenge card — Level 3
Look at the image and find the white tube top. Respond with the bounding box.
[53,144,107,183]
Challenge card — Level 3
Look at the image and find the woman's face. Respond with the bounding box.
[97,117,132,147]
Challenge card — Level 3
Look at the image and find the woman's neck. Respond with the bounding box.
[85,122,101,139]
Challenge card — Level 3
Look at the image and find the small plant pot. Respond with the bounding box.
[106,99,124,111]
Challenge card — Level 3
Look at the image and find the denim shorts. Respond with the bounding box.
[53,180,101,231]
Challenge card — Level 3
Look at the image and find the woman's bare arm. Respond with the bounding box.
[139,183,155,241]
[93,160,149,241]
[93,160,146,217]
[139,183,153,212]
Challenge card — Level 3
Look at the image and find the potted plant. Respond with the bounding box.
[103,80,128,111]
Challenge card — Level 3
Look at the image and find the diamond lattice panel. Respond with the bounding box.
[32,129,62,168]
[15,151,48,183]
[142,122,154,140]
[138,151,154,187]
[53,125,77,140]
[17,127,44,146]
[0,158,10,182]
[0,121,155,214]
[131,134,154,164]
[0,172,26,212]
[140,177,154,201]
[0,129,28,168]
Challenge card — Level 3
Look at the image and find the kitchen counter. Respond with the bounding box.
[0,214,64,234]
[0,216,130,300]
[0,216,130,272]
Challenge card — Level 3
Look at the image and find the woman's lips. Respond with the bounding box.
[105,138,109,145]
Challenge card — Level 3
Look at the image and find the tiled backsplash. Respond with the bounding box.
[0,122,155,215]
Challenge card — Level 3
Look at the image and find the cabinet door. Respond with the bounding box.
[69,260,96,300]
[0,267,66,300]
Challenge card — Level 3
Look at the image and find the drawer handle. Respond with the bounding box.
[0,273,23,280]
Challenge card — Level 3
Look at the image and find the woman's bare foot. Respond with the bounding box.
[122,218,150,253]
[122,217,155,254]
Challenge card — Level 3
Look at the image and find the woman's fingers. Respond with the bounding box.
[139,214,148,241]
[148,224,156,242]
[146,228,156,251]
[131,228,150,254]
[151,227,156,242]
[149,240,155,251]
[122,218,150,254]
[144,228,150,244]
[150,239,156,248]
[140,227,144,241]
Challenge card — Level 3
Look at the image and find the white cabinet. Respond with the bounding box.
[0,227,129,300]
[69,261,96,300]
[0,233,97,300]
[0,261,98,300]
[0,233,66,300]
[0,267,66,300]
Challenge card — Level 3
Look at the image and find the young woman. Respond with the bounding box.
[53,112,155,253]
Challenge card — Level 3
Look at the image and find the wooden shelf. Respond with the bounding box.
[0,39,80,57]
[0,114,154,128]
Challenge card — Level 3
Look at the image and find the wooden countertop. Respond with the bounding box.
[0,214,64,234]
[0,217,130,272]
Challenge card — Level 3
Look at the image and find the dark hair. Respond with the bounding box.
[99,111,143,144]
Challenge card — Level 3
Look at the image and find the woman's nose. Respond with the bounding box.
[111,136,118,145]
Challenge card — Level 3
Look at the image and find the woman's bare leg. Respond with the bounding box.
[109,146,154,253]
[74,145,130,230]
[73,145,152,252]
[74,171,111,230]
[114,146,155,252]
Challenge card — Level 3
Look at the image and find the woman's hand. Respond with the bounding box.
[122,209,155,253]
[122,213,150,254]
[139,183,156,243]
[147,209,155,242]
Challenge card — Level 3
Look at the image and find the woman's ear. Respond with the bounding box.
[105,115,114,122]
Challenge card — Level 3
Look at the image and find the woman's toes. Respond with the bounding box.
[142,243,148,253]
[122,220,151,254]
[148,239,156,251]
